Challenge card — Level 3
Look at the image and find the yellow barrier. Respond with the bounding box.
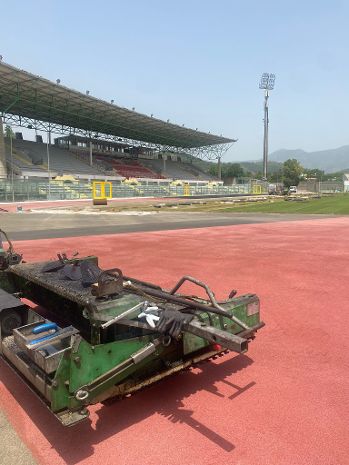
[92,181,112,204]
[183,183,191,196]
[252,185,262,195]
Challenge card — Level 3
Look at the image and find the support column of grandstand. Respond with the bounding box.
[0,117,8,178]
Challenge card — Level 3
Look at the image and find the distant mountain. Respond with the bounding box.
[191,157,283,175]
[238,160,282,174]
[269,146,349,173]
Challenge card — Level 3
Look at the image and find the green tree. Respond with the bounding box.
[268,169,283,182]
[209,162,244,179]
[208,164,219,177]
[4,125,14,139]
[282,159,303,188]
[224,163,244,178]
[322,171,344,181]
[303,168,325,180]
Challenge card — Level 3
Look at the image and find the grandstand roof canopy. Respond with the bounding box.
[0,62,235,149]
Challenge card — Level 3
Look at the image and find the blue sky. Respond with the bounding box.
[1,0,348,161]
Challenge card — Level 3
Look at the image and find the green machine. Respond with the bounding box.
[0,231,264,426]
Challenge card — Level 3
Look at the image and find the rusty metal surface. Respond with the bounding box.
[0,229,22,270]
[54,409,89,427]
[185,319,248,353]
[169,275,249,329]
[91,268,123,298]
[10,261,95,306]
[1,336,52,401]
[124,278,249,328]
[97,347,229,403]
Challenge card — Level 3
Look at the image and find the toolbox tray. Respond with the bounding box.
[13,321,75,374]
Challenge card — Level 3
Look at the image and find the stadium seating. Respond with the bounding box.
[6,139,217,183]
[12,140,108,177]
[140,158,215,181]
[94,156,163,179]
[94,155,216,181]
[6,147,46,177]
[108,160,163,179]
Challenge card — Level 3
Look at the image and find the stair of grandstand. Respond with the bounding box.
[12,140,106,177]
[140,158,215,181]
[181,161,217,180]
[94,155,214,181]
[6,149,46,177]
[11,149,33,167]
[69,150,109,175]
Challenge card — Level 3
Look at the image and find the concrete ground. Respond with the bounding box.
[0,411,37,465]
[0,195,263,213]
[0,210,334,240]
[0,217,348,465]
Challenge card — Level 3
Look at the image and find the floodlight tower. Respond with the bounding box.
[259,73,276,179]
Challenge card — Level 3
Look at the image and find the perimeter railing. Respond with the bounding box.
[0,179,266,203]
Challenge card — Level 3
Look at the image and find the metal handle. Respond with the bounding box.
[0,229,14,254]
[32,322,58,335]
[170,275,249,330]
[99,268,123,283]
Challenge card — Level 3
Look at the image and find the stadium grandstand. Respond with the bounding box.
[0,61,242,200]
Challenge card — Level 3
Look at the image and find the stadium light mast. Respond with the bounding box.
[46,128,51,199]
[259,73,275,180]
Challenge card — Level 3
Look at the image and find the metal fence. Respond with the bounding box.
[298,179,343,194]
[0,179,267,203]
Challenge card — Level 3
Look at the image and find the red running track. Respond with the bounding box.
[0,217,348,465]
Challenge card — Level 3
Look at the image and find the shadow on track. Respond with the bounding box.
[0,352,255,464]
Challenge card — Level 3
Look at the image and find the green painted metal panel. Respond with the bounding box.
[51,352,71,412]
[69,338,151,391]
[51,336,152,411]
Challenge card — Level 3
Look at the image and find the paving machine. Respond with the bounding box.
[0,231,264,426]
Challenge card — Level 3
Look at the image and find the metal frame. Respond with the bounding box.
[0,61,235,160]
[2,113,234,162]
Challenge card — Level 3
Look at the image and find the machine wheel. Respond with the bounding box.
[0,309,22,336]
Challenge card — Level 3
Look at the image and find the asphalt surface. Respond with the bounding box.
[0,211,334,240]
[0,217,348,465]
